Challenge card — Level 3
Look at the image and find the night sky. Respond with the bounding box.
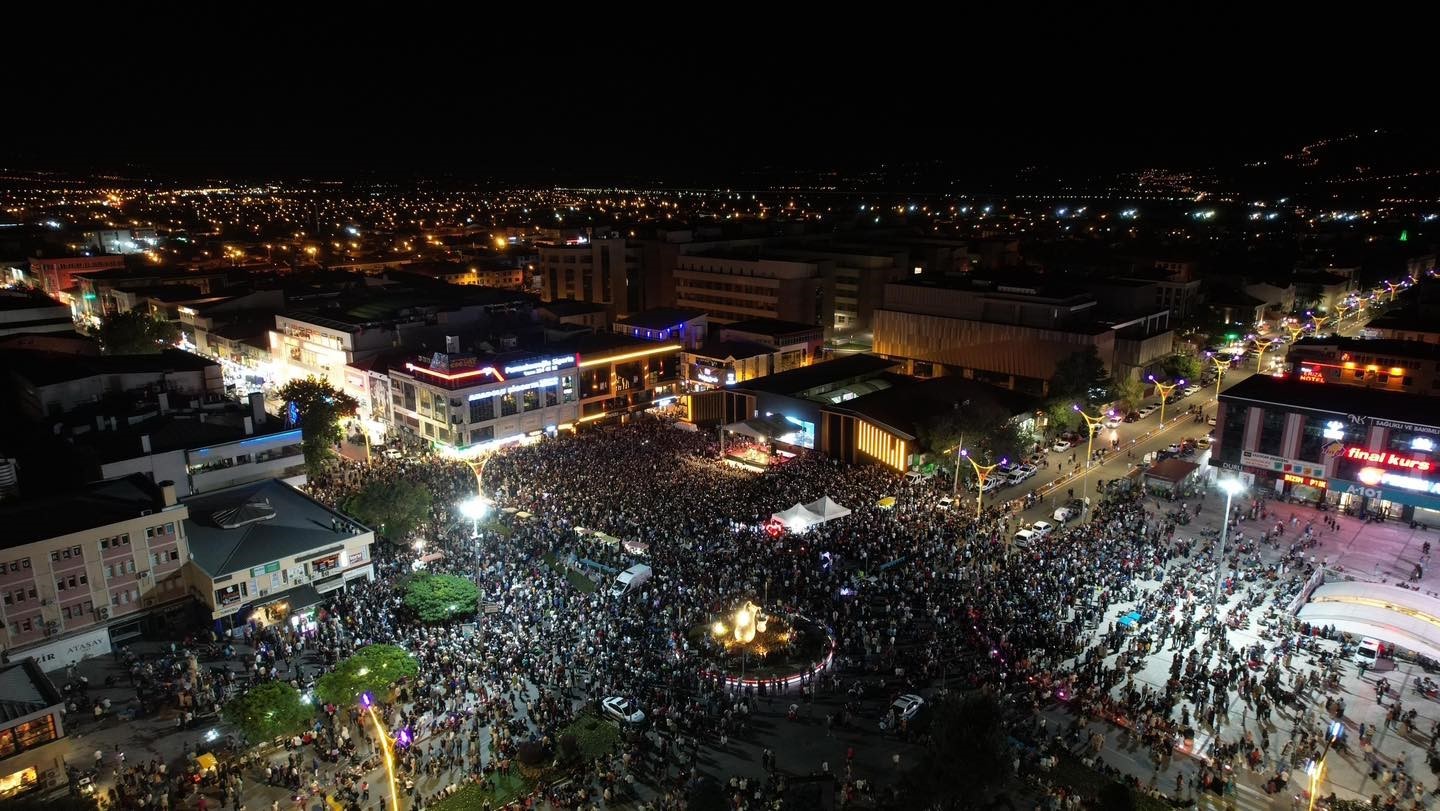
[4,23,1395,185]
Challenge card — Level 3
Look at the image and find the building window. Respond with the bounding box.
[1297,414,1332,463]
[501,392,518,416]
[51,552,60,563]
[169,550,179,562]
[1257,410,1287,456]
[57,579,66,592]
[469,396,495,424]
[100,539,108,550]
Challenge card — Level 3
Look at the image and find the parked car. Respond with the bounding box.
[1012,529,1036,547]
[1197,436,1211,449]
[1207,416,1217,427]
[1104,416,1122,429]
[1138,405,1157,417]
[937,496,955,510]
[601,696,646,726]
[1166,443,1181,454]
[1051,439,1073,453]
[1182,385,1200,396]
[1124,411,1141,423]
[1030,520,1055,537]
[1006,464,1037,484]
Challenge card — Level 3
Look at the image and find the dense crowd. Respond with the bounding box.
[96,414,1432,811]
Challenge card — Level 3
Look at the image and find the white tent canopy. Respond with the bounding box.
[770,503,825,531]
[804,496,851,522]
[1298,581,1440,662]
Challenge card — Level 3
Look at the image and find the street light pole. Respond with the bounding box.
[1072,405,1110,504]
[960,448,1005,520]
[1213,478,1245,626]
[951,434,964,497]
[1147,376,1184,425]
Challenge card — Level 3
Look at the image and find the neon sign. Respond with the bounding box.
[1322,420,1346,440]
[469,376,559,400]
[1298,369,1326,383]
[1343,447,1434,473]
[1357,466,1440,495]
[1282,473,1327,489]
[502,355,575,378]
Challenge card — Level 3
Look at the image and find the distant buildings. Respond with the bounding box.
[27,255,125,298]
[0,289,72,337]
[1286,336,1440,393]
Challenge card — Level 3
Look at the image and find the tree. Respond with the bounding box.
[221,681,312,744]
[95,310,179,354]
[276,377,359,476]
[909,692,1010,805]
[1160,353,1202,384]
[1050,347,1113,404]
[1044,400,1081,435]
[917,398,1031,474]
[343,478,432,543]
[1113,376,1145,412]
[403,573,479,622]
[314,644,418,706]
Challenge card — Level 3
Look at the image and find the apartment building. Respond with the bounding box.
[0,658,67,799]
[0,475,191,656]
[538,238,642,315]
[672,250,825,327]
[1286,337,1440,393]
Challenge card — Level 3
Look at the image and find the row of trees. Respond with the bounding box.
[221,643,418,743]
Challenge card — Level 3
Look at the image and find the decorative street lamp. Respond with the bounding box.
[1146,376,1184,424]
[1072,404,1111,503]
[959,448,1006,520]
[1212,478,1246,625]
[360,692,403,811]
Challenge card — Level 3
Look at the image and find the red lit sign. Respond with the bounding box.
[1282,473,1327,489]
[1298,371,1326,383]
[1343,447,1434,473]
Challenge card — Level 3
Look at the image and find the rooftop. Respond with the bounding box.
[721,318,823,338]
[0,348,217,387]
[538,299,610,318]
[0,659,63,722]
[1220,374,1440,431]
[890,273,1094,302]
[1290,336,1440,362]
[688,338,773,361]
[615,307,708,331]
[833,375,1042,441]
[182,479,369,578]
[0,288,66,311]
[1368,309,1440,335]
[0,473,170,550]
[1147,458,1201,483]
[734,353,899,397]
[77,410,292,464]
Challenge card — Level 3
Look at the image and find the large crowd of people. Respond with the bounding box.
[92,414,1430,810]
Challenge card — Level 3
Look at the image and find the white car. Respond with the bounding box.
[1030,520,1055,538]
[601,696,646,726]
[1052,439,1072,453]
[1183,385,1200,396]
[1166,443,1181,454]
[937,496,955,510]
[1104,417,1122,429]
[1138,405,1157,417]
[889,694,925,722]
[1012,529,1036,547]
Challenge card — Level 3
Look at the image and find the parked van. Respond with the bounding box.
[610,564,653,599]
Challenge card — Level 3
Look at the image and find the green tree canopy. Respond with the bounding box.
[403,573,479,622]
[315,644,418,707]
[1113,377,1145,412]
[1159,353,1202,384]
[909,692,1010,805]
[276,377,359,475]
[1044,401,1081,435]
[1050,347,1113,404]
[918,403,1035,484]
[95,310,179,355]
[221,681,312,744]
[343,477,432,542]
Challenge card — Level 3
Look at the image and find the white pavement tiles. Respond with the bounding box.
[1047,492,1440,809]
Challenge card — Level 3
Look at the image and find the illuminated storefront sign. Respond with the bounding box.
[1322,420,1347,440]
[696,367,722,385]
[1343,447,1434,473]
[468,376,559,400]
[1239,450,1326,478]
[503,355,575,378]
[1298,370,1326,383]
[1282,473,1328,489]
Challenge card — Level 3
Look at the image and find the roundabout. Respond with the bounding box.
[692,600,835,688]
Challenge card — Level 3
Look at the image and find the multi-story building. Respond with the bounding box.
[680,319,824,393]
[873,276,1172,394]
[538,238,642,316]
[0,289,71,337]
[181,478,374,626]
[26,255,126,298]
[0,658,67,799]
[387,349,583,450]
[1292,270,1358,315]
[82,228,161,255]
[767,247,908,334]
[0,474,191,657]
[671,250,826,328]
[81,395,305,498]
[1213,374,1440,524]
[72,267,231,319]
[1284,337,1440,393]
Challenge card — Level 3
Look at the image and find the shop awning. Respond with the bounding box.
[250,584,325,612]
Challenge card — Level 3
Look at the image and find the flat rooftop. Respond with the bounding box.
[0,473,169,550]
[77,410,292,464]
[183,479,369,578]
[722,317,822,338]
[735,353,899,397]
[616,307,707,330]
[1291,336,1440,362]
[0,288,66,311]
[835,375,1041,440]
[0,348,217,386]
[1220,373,1440,430]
